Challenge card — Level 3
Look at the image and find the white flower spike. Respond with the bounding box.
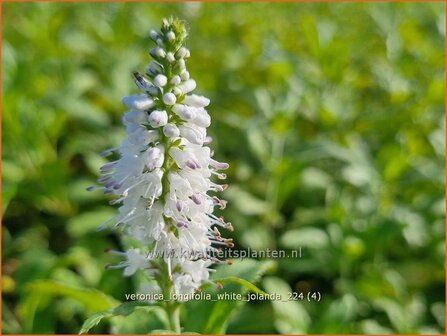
[91,18,231,300]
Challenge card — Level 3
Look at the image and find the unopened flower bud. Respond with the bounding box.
[171,75,181,86]
[166,52,175,63]
[154,74,168,87]
[149,30,159,41]
[163,123,180,138]
[172,87,182,96]
[177,59,186,70]
[176,47,187,59]
[133,71,151,91]
[148,110,168,128]
[147,85,159,96]
[163,92,177,105]
[166,31,175,41]
[147,61,163,74]
[150,47,166,59]
[155,47,166,58]
[180,71,190,81]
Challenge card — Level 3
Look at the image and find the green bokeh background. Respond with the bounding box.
[2,2,445,334]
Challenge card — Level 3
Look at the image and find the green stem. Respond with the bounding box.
[157,263,182,333]
[167,302,181,334]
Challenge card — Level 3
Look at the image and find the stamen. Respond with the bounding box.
[100,161,117,173]
[101,147,118,157]
[225,222,234,231]
[190,194,201,205]
[210,159,229,170]
[177,221,189,228]
[185,160,198,169]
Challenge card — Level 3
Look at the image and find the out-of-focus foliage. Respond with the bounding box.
[2,2,445,334]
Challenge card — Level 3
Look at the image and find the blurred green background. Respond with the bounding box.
[2,2,445,334]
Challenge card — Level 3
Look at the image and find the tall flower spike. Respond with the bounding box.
[93,18,230,300]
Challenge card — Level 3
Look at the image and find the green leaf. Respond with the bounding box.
[25,280,118,312]
[247,126,270,162]
[19,280,118,333]
[110,308,166,334]
[212,276,267,295]
[319,294,358,333]
[280,227,329,249]
[67,208,116,238]
[80,301,161,334]
[79,311,111,334]
[263,277,310,334]
[224,186,270,215]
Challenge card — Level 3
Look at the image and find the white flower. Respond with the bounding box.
[183,259,212,283]
[183,94,210,108]
[173,274,197,297]
[123,249,148,276]
[179,123,206,145]
[123,110,148,125]
[144,146,164,171]
[128,127,158,146]
[95,18,231,301]
[172,259,212,297]
[178,79,196,94]
[122,95,154,110]
[106,248,149,277]
[172,104,196,120]
[170,146,211,170]
[148,110,168,127]
[192,108,211,128]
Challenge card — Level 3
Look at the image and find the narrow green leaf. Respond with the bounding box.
[263,277,310,334]
[79,311,112,334]
[80,301,161,334]
[25,280,118,312]
[213,276,267,295]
